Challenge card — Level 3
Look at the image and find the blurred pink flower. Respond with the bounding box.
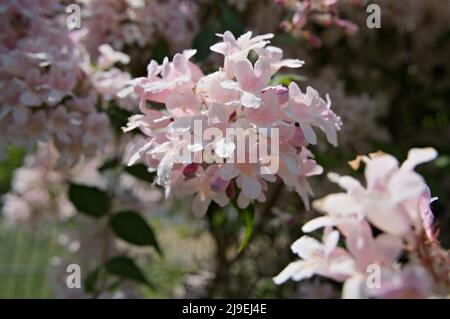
[275,148,447,299]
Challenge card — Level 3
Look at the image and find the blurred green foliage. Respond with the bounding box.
[0,147,25,196]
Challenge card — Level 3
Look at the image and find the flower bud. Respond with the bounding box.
[209,175,229,192]
[262,86,289,105]
[183,163,199,178]
[225,180,236,199]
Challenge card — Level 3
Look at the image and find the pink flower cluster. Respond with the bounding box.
[276,0,361,47]
[78,0,200,57]
[90,43,138,110]
[123,31,342,215]
[311,72,390,152]
[2,135,163,229]
[274,148,450,298]
[0,0,112,164]
[2,145,75,228]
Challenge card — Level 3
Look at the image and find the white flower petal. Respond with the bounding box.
[401,148,438,171]
[302,216,335,233]
[273,260,315,285]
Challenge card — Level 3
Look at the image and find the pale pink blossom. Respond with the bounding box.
[304,148,438,240]
[97,44,130,70]
[275,148,448,299]
[273,228,356,284]
[0,0,113,164]
[283,83,341,146]
[210,31,274,78]
[124,31,340,215]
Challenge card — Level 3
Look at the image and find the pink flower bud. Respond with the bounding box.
[275,86,289,104]
[183,163,199,178]
[292,12,307,29]
[262,86,289,104]
[335,19,358,36]
[226,181,236,199]
[279,20,292,32]
[209,175,229,192]
[303,32,322,48]
[229,110,237,123]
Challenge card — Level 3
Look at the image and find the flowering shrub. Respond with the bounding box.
[274,148,450,298]
[0,0,114,164]
[0,0,448,300]
[123,31,342,215]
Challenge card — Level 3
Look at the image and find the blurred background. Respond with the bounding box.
[0,0,449,298]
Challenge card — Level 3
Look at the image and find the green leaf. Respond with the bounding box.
[237,204,255,253]
[68,183,110,218]
[110,210,162,255]
[276,34,299,45]
[105,256,153,288]
[313,152,342,169]
[98,157,120,173]
[193,21,222,60]
[217,0,244,36]
[84,268,101,293]
[152,38,170,64]
[0,146,25,195]
[270,74,307,86]
[105,106,133,134]
[436,155,450,170]
[124,164,156,183]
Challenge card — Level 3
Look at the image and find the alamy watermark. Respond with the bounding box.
[366,3,381,29]
[366,264,381,289]
[66,263,81,289]
[66,4,81,30]
[167,120,280,174]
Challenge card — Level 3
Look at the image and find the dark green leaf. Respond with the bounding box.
[105,256,152,288]
[152,38,170,64]
[217,0,244,36]
[124,164,156,183]
[105,106,133,134]
[193,22,222,60]
[68,183,109,218]
[110,210,162,255]
[313,152,341,169]
[276,34,299,45]
[84,268,101,293]
[0,146,25,195]
[106,278,123,291]
[98,157,120,173]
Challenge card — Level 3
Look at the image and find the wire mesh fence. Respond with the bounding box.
[0,222,62,298]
